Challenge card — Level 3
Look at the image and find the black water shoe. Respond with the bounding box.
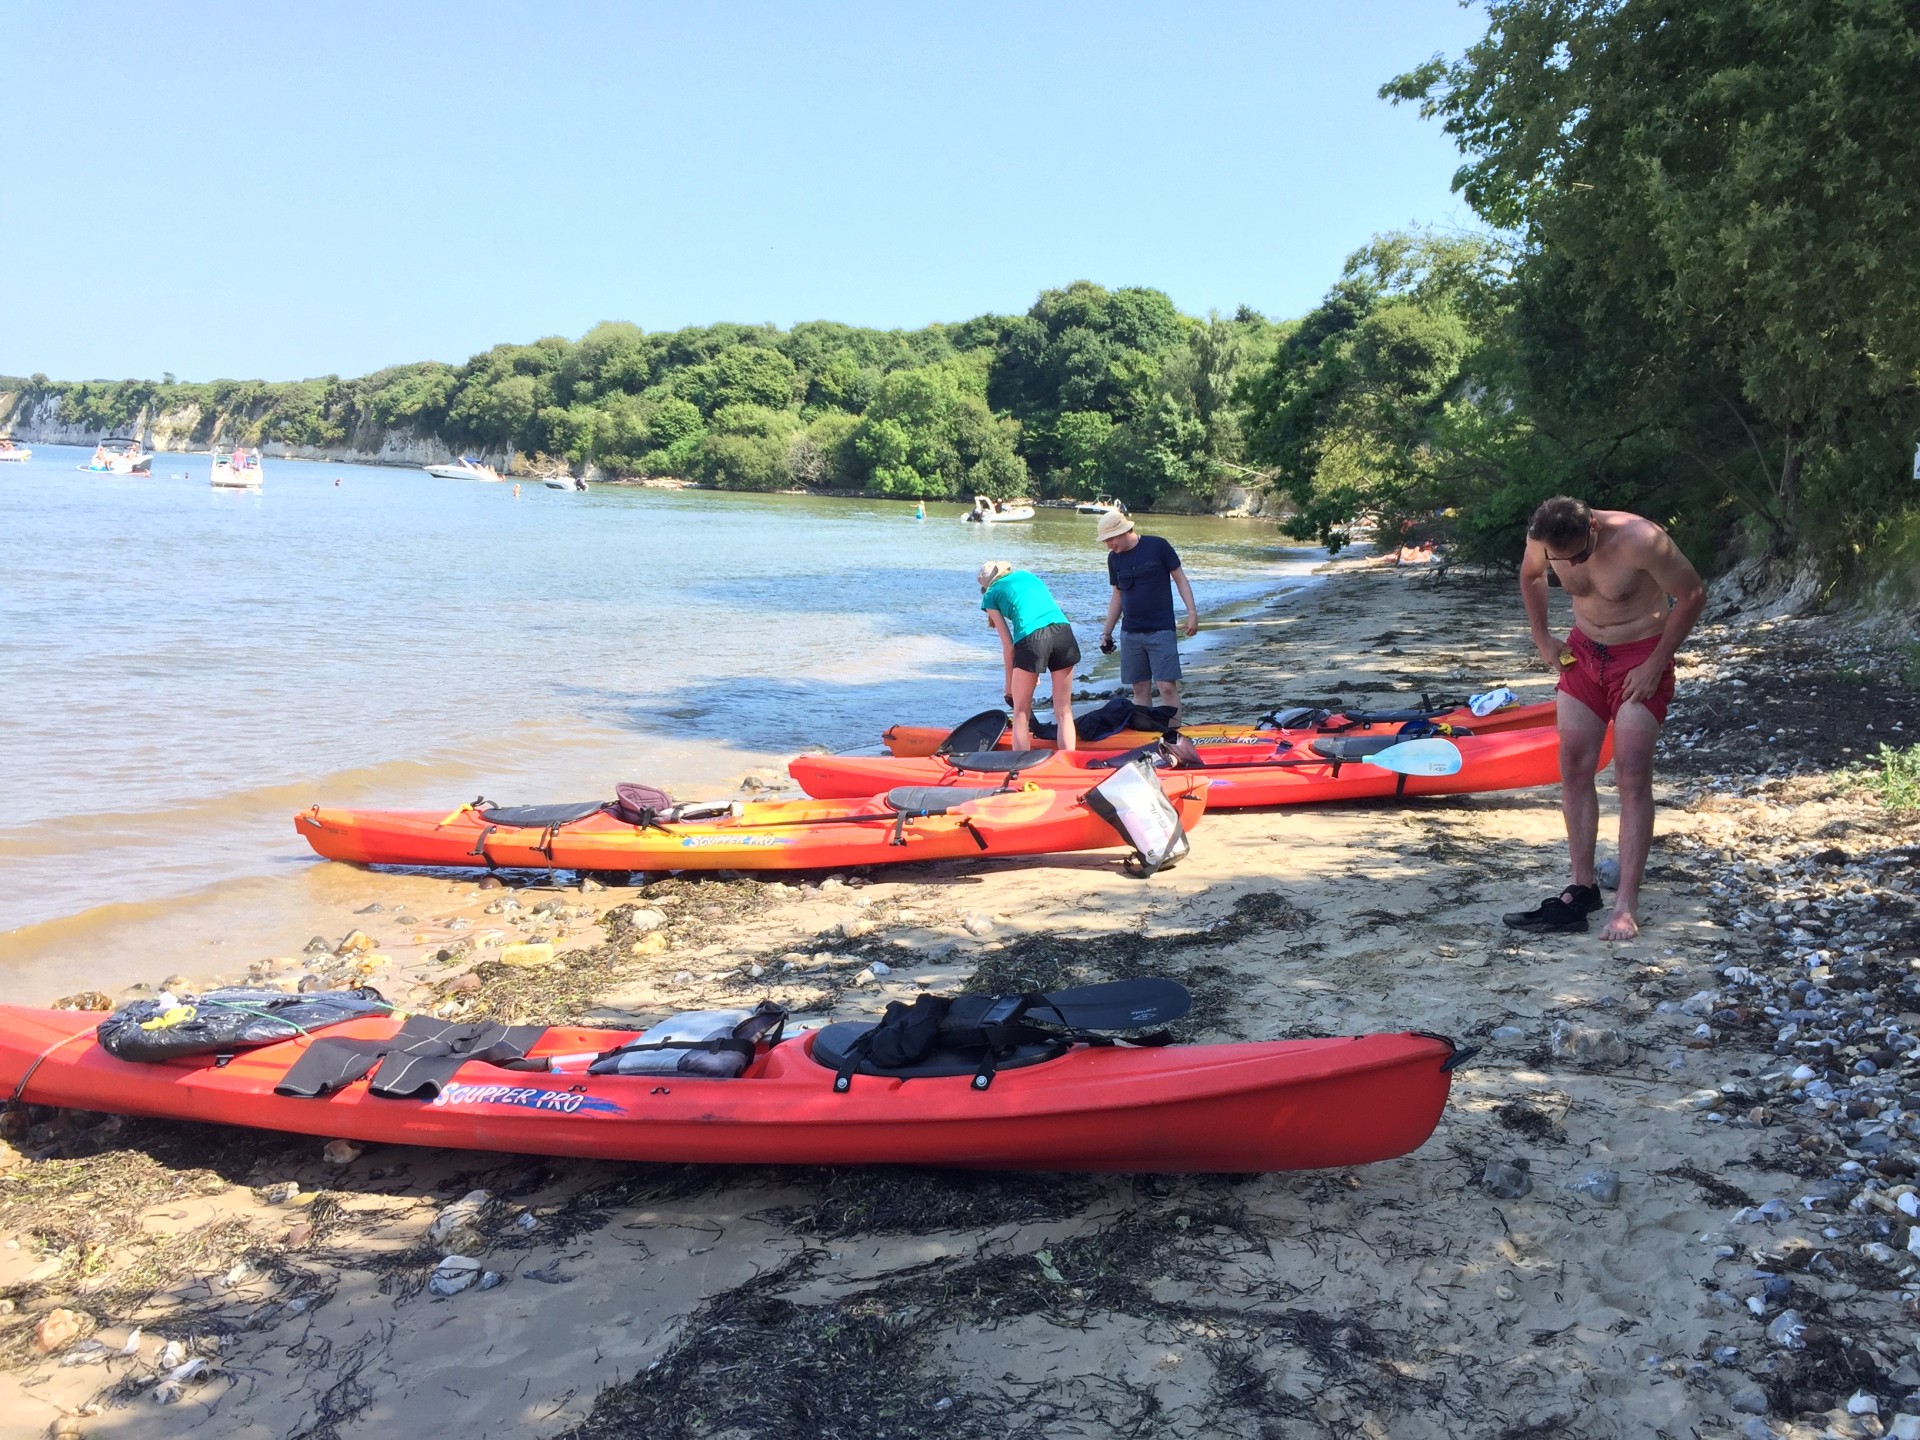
[1502,884,1604,933]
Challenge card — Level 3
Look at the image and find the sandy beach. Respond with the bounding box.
[4,557,1918,1440]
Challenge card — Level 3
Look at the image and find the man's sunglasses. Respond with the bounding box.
[1548,531,1594,565]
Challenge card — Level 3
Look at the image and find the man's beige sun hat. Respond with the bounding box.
[1095,510,1136,543]
[976,560,1013,588]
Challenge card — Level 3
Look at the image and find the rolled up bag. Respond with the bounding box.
[98,987,394,1063]
[581,1004,787,1078]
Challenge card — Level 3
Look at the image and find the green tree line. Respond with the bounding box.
[2,286,1282,511]
[13,2,1913,584]
[1242,0,1920,589]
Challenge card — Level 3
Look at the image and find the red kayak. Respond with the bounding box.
[794,726,1601,809]
[295,778,1209,874]
[0,1006,1463,1173]
[881,698,1558,757]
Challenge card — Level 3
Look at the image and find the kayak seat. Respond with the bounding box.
[1308,736,1403,762]
[475,801,607,828]
[885,786,1003,815]
[809,1021,1067,1081]
[947,751,1044,775]
[935,709,1010,756]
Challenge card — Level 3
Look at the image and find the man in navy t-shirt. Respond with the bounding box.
[1095,510,1198,721]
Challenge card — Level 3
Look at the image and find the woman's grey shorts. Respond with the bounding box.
[1119,629,1181,684]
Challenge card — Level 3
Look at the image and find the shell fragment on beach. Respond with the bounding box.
[429,1255,483,1296]
[1480,1157,1532,1199]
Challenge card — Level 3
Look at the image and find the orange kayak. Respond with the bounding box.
[295,780,1210,874]
[797,725,1598,808]
[881,698,1559,757]
[0,1005,1461,1173]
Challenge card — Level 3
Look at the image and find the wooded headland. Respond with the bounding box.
[7,1,1917,599]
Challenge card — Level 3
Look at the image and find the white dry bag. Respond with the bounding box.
[1084,756,1192,877]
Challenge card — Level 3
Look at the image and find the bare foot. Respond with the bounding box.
[1600,910,1640,941]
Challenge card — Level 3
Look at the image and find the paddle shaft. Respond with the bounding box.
[952,737,1461,781]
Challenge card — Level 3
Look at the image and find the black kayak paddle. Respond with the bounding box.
[1024,977,1190,1031]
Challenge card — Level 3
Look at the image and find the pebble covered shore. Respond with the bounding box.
[1,562,1917,1440]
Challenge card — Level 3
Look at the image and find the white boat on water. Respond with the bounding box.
[964,494,1035,524]
[423,456,504,483]
[77,437,153,475]
[0,438,29,463]
[543,475,588,491]
[211,447,264,489]
[1077,496,1126,515]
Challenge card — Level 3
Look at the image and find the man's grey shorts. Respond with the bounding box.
[1119,629,1182,684]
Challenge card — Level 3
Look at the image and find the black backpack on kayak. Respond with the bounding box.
[815,977,1191,1093]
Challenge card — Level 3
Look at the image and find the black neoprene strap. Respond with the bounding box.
[274,1038,383,1098]
[370,1018,545,1099]
[275,1018,545,1101]
[833,1031,875,1092]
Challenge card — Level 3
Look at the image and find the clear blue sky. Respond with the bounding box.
[0,1,1486,382]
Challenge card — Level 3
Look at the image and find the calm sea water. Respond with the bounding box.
[0,444,1320,986]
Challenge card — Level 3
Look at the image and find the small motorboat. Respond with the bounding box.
[965,494,1035,524]
[1077,497,1126,515]
[543,475,588,491]
[423,456,504,483]
[0,437,29,463]
[76,437,153,475]
[210,447,264,489]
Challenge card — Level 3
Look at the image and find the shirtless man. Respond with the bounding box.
[1503,496,1706,940]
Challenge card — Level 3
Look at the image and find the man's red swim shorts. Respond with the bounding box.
[1558,628,1676,724]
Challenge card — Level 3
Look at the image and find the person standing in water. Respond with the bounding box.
[1504,496,1706,940]
[976,561,1079,752]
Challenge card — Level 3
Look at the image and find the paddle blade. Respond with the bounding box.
[1034,977,1191,1029]
[1365,738,1463,776]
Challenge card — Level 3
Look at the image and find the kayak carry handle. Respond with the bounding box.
[1414,1031,1479,1072]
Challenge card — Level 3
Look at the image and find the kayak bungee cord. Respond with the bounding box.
[9,1020,104,1106]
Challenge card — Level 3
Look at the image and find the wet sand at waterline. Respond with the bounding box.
[11,554,1917,1438]
[0,447,1315,1000]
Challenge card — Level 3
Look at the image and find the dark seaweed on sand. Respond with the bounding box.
[1657,1163,1755,1210]
[558,1204,1450,1440]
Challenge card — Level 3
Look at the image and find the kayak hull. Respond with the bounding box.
[796,726,1604,808]
[294,781,1209,873]
[880,698,1559,758]
[0,1008,1458,1173]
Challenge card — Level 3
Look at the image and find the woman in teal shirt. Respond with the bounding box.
[977,561,1081,751]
